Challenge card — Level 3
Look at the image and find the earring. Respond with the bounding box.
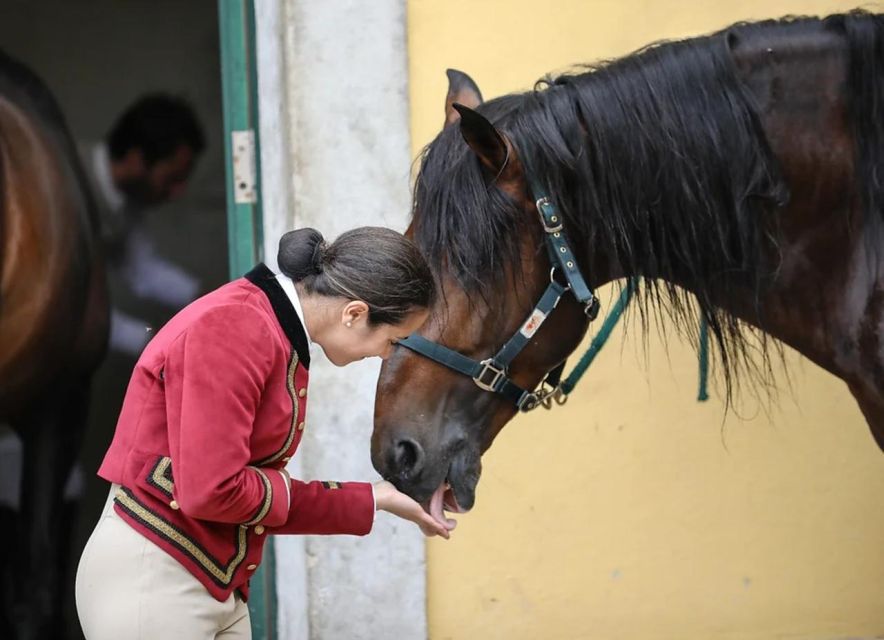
[346,321,352,327]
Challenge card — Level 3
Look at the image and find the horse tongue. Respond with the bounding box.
[428,482,458,531]
[443,485,464,513]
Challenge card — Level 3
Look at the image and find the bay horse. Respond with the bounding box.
[0,50,108,638]
[371,12,884,522]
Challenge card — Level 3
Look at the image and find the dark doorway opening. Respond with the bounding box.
[0,2,228,637]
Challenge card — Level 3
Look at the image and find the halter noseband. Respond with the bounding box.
[398,185,601,412]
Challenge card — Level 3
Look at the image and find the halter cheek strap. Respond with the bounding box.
[398,277,568,411]
[535,195,599,319]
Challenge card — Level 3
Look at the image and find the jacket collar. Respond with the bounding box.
[244,264,311,369]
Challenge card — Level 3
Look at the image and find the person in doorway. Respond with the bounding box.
[75,227,456,640]
[81,93,207,355]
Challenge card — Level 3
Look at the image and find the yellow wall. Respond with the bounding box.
[407,2,884,639]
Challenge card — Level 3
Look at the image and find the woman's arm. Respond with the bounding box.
[163,304,292,528]
[268,474,453,538]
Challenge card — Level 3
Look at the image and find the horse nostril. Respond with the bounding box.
[392,437,425,479]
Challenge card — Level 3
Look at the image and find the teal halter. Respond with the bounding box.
[398,185,633,412]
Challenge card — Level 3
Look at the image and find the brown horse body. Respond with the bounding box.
[0,52,108,639]
[372,13,884,517]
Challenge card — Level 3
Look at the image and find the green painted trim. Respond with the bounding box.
[220,0,263,278]
[246,0,264,262]
[219,1,274,638]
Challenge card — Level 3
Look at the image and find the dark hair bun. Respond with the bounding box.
[278,228,326,281]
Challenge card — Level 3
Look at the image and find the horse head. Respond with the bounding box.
[372,71,596,516]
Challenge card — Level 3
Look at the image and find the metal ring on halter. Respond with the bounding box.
[553,386,569,405]
[539,380,558,410]
[550,267,572,290]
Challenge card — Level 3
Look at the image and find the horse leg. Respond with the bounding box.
[0,425,22,639]
[12,383,89,640]
[846,381,884,453]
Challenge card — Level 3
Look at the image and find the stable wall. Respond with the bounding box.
[257,1,426,638]
[408,1,884,638]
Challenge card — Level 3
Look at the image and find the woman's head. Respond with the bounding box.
[277,227,436,365]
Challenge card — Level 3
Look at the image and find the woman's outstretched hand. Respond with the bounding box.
[373,481,456,539]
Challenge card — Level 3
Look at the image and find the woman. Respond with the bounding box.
[76,227,453,639]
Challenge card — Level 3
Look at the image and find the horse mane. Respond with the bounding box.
[412,11,884,399]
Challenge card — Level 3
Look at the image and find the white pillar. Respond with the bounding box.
[256,1,426,638]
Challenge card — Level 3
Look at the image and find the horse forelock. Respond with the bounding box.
[412,99,528,305]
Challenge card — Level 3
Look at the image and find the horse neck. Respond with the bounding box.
[719,21,882,383]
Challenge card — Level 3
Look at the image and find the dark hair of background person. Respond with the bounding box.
[107,93,206,165]
[278,227,437,326]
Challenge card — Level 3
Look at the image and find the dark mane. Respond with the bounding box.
[412,11,884,397]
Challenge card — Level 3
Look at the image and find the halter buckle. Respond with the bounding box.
[473,359,505,392]
[536,197,563,234]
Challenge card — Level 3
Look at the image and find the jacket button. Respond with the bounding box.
[170,500,180,510]
[247,564,258,571]
[254,525,265,535]
[298,388,307,398]
[297,421,305,431]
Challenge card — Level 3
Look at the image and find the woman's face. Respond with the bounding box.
[321,303,430,366]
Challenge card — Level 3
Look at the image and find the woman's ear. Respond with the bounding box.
[342,300,370,327]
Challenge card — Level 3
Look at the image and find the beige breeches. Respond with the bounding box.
[76,484,250,640]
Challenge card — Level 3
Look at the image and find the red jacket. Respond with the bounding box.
[98,264,374,602]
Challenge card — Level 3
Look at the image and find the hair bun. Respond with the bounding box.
[278,228,326,281]
[310,237,325,273]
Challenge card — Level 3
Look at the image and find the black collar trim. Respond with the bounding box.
[244,264,311,370]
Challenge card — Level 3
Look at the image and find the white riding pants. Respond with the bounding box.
[76,484,250,640]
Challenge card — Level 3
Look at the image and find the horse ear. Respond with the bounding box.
[444,69,483,127]
[453,103,508,178]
